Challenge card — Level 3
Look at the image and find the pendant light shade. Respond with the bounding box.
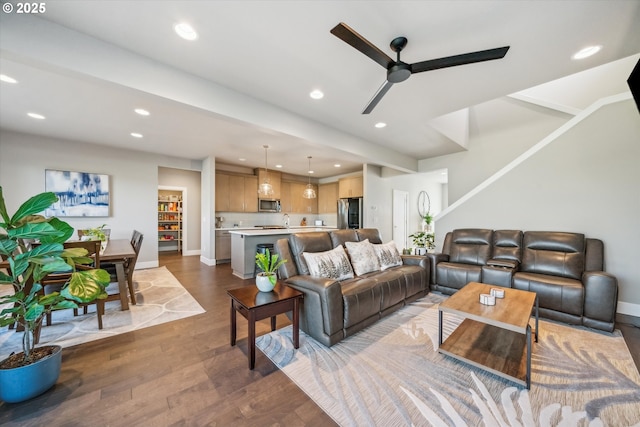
[302,156,317,199]
[258,145,274,197]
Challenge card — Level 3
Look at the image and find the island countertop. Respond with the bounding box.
[228,227,336,236]
[230,227,337,279]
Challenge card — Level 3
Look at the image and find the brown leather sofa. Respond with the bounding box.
[274,228,430,346]
[428,229,618,332]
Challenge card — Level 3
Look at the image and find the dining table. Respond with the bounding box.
[101,238,137,310]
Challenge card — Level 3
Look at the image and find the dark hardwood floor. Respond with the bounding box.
[2,252,639,425]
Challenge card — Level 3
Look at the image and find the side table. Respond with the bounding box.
[227,283,303,369]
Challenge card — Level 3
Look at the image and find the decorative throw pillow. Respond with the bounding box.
[373,241,403,271]
[303,245,354,281]
[344,239,380,276]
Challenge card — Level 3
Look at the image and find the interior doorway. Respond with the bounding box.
[392,189,408,250]
[158,186,187,255]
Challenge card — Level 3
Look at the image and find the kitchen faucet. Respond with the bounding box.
[283,213,290,229]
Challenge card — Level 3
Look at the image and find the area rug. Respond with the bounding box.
[0,266,205,359]
[256,294,640,426]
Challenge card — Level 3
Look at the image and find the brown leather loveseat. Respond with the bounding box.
[274,228,430,346]
[428,229,618,332]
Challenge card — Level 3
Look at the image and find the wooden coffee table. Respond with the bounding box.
[438,282,538,388]
[228,283,303,369]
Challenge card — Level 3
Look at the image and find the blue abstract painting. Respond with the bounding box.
[45,169,110,217]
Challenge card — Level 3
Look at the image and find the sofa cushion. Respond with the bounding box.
[513,271,584,316]
[436,262,482,290]
[521,232,585,280]
[303,245,354,281]
[345,239,380,276]
[356,228,383,244]
[372,241,403,270]
[340,277,382,328]
[288,232,333,275]
[329,229,358,248]
[449,229,493,265]
[492,230,523,262]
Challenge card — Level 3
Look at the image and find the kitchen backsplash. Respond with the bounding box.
[215,212,337,229]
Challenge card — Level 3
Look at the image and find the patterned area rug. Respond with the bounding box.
[256,294,640,426]
[0,266,205,359]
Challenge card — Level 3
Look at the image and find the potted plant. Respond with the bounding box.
[0,187,111,403]
[79,224,110,252]
[408,231,436,255]
[422,212,433,232]
[254,248,286,292]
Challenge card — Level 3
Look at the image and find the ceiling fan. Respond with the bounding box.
[330,22,510,114]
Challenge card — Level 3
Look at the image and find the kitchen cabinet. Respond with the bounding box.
[338,176,363,198]
[257,169,281,199]
[318,182,338,213]
[281,181,317,214]
[215,172,258,212]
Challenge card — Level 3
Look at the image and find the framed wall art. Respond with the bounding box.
[44,169,110,217]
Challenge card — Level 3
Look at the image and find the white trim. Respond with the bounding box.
[508,93,582,116]
[200,255,216,266]
[436,92,632,222]
[182,249,201,256]
[617,301,640,317]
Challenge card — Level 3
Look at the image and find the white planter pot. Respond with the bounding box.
[414,247,427,256]
[255,273,277,292]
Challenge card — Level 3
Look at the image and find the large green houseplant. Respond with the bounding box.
[0,187,110,402]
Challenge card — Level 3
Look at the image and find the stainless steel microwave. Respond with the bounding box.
[258,199,281,212]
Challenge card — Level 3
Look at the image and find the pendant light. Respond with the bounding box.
[302,156,317,199]
[258,145,274,197]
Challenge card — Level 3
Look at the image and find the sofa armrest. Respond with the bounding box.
[582,271,618,332]
[486,258,519,270]
[401,254,431,285]
[425,253,448,285]
[284,275,344,339]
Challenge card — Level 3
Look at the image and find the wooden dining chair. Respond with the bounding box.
[102,230,144,304]
[40,240,108,330]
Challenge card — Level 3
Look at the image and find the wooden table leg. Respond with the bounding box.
[293,297,300,349]
[230,300,236,347]
[126,262,137,305]
[248,310,256,369]
[270,316,276,331]
[114,261,129,311]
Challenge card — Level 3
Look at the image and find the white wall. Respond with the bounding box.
[364,164,444,246]
[433,97,640,314]
[0,130,201,268]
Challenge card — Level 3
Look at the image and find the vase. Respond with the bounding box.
[0,345,62,403]
[255,273,277,292]
[415,247,427,256]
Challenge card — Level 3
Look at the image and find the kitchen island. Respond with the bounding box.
[229,227,336,279]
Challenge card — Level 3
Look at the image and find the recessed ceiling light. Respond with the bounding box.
[309,90,324,100]
[375,122,387,128]
[174,22,198,41]
[308,170,314,174]
[0,74,17,84]
[130,132,143,138]
[334,164,341,168]
[238,158,246,161]
[275,164,283,168]
[134,108,150,116]
[27,112,45,120]
[572,45,602,60]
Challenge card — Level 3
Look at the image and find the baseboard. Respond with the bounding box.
[617,301,640,317]
[182,249,201,256]
[136,260,159,270]
[200,256,216,266]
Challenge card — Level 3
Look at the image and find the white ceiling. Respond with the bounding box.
[0,1,639,178]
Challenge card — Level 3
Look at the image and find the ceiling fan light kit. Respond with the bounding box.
[330,22,510,114]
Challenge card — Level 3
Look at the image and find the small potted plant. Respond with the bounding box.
[79,224,110,252]
[255,248,286,292]
[422,212,433,232]
[408,231,436,255]
[0,187,110,403]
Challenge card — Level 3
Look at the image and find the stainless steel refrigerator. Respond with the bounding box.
[337,198,363,229]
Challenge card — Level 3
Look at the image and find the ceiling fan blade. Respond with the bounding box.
[362,80,394,114]
[411,46,510,74]
[331,22,394,69]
